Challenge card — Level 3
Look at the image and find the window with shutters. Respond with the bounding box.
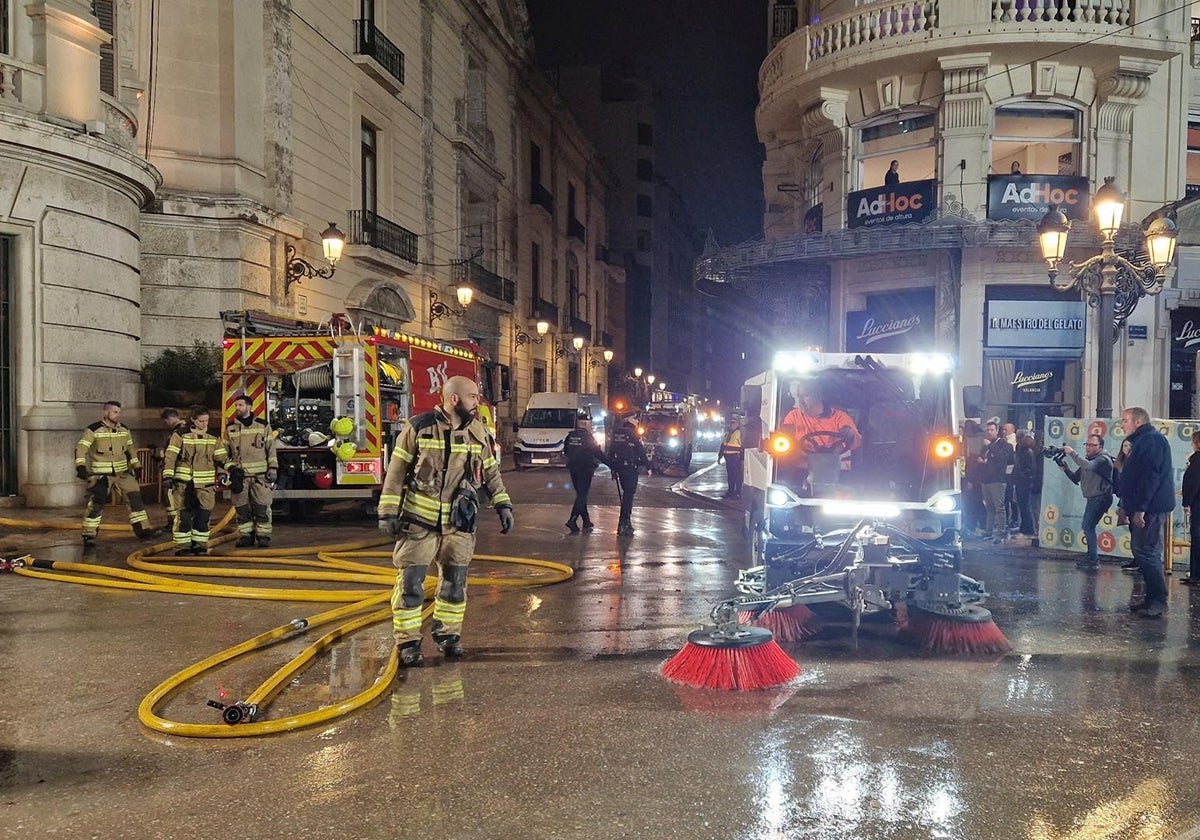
[92,0,116,95]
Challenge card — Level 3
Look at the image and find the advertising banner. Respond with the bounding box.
[1039,415,1197,567]
[986,299,1086,349]
[845,289,935,353]
[847,179,936,229]
[986,175,1090,221]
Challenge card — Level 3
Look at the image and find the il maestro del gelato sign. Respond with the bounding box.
[847,179,936,229]
[986,299,1086,349]
[986,175,1090,221]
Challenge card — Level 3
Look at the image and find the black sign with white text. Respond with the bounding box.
[846,179,936,229]
[986,175,1090,221]
[845,289,935,353]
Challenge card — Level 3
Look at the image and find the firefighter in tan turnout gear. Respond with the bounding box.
[378,375,514,668]
[163,406,227,556]
[225,393,278,548]
[75,400,158,547]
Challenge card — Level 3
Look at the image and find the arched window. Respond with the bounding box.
[856,112,936,189]
[991,102,1082,176]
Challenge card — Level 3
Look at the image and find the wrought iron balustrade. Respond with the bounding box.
[530,182,554,214]
[353,20,405,86]
[347,210,418,264]
[452,260,516,304]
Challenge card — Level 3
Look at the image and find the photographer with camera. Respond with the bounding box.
[1055,434,1114,571]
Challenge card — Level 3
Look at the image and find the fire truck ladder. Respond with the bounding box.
[332,341,367,448]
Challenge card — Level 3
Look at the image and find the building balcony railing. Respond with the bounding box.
[347,210,418,265]
[567,215,586,243]
[453,98,495,161]
[532,297,559,325]
[595,244,611,263]
[452,260,516,305]
[353,20,405,92]
[569,316,592,342]
[530,182,554,215]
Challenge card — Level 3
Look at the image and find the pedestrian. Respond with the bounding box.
[1058,433,1114,571]
[961,419,986,537]
[225,393,279,548]
[377,375,514,668]
[977,419,1013,544]
[75,400,159,547]
[1180,430,1200,585]
[162,406,227,556]
[1118,407,1174,617]
[1114,438,1135,570]
[884,159,900,187]
[563,415,608,533]
[1012,431,1039,541]
[1010,161,1022,175]
[605,418,650,536]
[1003,422,1019,533]
[159,407,190,522]
[718,416,744,499]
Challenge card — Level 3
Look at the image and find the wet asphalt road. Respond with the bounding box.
[2,452,1200,839]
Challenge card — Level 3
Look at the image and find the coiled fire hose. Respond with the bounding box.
[0,512,573,738]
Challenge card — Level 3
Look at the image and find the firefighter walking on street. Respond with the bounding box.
[225,393,278,548]
[377,376,514,668]
[163,405,227,556]
[606,418,649,536]
[76,400,158,547]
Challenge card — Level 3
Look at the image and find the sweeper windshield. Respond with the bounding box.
[772,357,956,506]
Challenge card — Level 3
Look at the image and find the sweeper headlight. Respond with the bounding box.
[636,425,646,436]
[927,491,959,513]
[767,432,792,457]
[931,437,957,459]
[666,438,679,449]
[766,484,802,508]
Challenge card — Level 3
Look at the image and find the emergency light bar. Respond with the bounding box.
[772,350,821,373]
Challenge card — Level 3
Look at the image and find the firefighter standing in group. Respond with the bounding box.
[163,405,227,556]
[605,418,650,536]
[158,407,190,523]
[377,375,514,668]
[225,393,279,548]
[75,400,159,546]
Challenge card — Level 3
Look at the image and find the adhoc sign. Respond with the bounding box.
[986,299,1086,349]
[986,175,1090,221]
[846,289,935,352]
[847,179,935,229]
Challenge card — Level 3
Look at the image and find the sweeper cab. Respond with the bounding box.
[220,310,507,511]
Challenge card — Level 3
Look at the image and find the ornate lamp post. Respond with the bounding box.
[1036,177,1176,418]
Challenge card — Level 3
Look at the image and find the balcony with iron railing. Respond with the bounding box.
[530,182,554,215]
[567,215,586,243]
[760,0,1159,125]
[569,316,592,342]
[531,297,559,325]
[453,98,495,161]
[345,210,418,270]
[452,259,516,305]
[352,19,405,93]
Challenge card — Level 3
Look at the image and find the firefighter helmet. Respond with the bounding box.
[334,441,357,461]
[330,416,355,437]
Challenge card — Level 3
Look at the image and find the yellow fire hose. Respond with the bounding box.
[1,511,573,738]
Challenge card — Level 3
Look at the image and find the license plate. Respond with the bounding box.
[532,458,549,464]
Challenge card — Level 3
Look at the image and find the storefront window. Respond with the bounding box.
[1169,308,1200,417]
[991,102,1081,177]
[857,113,935,189]
[984,357,1080,432]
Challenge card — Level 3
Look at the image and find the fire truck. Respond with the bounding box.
[220,310,507,509]
[636,392,697,473]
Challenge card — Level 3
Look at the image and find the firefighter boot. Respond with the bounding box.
[434,633,465,659]
[235,536,256,548]
[398,641,425,669]
[134,523,161,541]
[255,536,271,548]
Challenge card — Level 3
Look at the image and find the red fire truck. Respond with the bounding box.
[220,310,507,510]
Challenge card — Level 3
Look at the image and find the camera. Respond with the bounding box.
[1041,445,1068,463]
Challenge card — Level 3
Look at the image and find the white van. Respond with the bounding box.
[514,392,604,469]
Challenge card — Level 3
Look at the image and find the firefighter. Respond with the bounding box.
[378,375,514,668]
[75,400,158,547]
[605,418,649,536]
[163,405,227,556]
[159,407,190,522]
[563,415,609,532]
[718,415,744,499]
[225,393,278,548]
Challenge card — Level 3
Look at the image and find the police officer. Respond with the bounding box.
[225,393,279,548]
[605,418,649,536]
[563,415,609,533]
[378,375,514,668]
[76,400,159,547]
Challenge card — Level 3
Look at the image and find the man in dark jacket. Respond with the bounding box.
[563,416,609,533]
[1181,430,1200,585]
[605,419,650,536]
[977,420,1014,544]
[1118,407,1174,616]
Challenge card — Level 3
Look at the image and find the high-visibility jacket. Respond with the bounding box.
[76,420,141,476]
[378,407,511,532]
[781,406,861,468]
[224,415,277,476]
[164,430,227,487]
[720,428,744,458]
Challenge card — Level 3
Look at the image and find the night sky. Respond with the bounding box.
[526,0,767,247]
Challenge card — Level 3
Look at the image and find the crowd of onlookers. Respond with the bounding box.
[961,408,1194,618]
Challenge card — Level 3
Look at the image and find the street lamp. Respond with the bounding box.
[284,222,346,295]
[572,335,586,352]
[515,319,550,347]
[1035,177,1177,418]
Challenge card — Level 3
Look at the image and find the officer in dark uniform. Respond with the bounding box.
[605,418,649,536]
[563,416,609,533]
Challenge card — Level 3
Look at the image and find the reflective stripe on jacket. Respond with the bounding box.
[225,415,277,475]
[75,421,140,475]
[163,431,227,486]
[378,407,511,532]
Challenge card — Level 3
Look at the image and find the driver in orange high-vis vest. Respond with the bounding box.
[781,379,861,470]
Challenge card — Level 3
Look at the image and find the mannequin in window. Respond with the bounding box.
[884,160,900,187]
[1010,161,1022,175]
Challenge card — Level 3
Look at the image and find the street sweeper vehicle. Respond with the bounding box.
[635,393,697,474]
[660,351,1009,694]
[221,310,506,512]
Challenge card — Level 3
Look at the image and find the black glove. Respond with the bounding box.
[497,506,514,534]
[378,515,401,538]
[266,467,278,484]
[75,465,89,481]
[162,477,175,491]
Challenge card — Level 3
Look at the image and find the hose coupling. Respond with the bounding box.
[290,618,309,632]
[206,699,259,725]
[0,555,29,572]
